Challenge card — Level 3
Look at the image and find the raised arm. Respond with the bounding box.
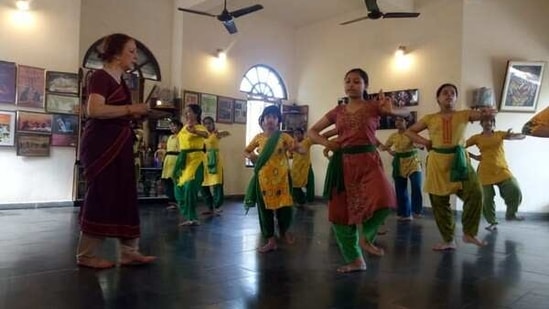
[504,128,526,140]
[377,90,410,118]
[468,107,497,122]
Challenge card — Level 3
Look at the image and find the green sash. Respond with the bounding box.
[306,166,315,202]
[244,131,282,214]
[391,150,417,178]
[323,144,377,199]
[432,146,468,181]
[172,148,204,181]
[206,149,218,174]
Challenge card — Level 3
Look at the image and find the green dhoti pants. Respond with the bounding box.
[175,164,204,221]
[257,203,294,239]
[482,177,522,224]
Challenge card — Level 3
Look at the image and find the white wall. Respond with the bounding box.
[461,0,549,213]
[0,0,81,204]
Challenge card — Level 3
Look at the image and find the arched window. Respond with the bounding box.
[240,65,287,166]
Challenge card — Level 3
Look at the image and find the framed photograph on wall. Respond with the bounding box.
[0,61,17,104]
[17,111,53,134]
[45,71,79,94]
[233,99,247,124]
[16,133,51,157]
[282,105,308,132]
[200,93,217,120]
[16,65,46,108]
[183,90,200,106]
[0,110,16,146]
[217,97,234,123]
[51,114,78,147]
[46,93,80,114]
[500,61,545,113]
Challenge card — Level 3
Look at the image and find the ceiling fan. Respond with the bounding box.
[340,0,420,25]
[178,0,264,34]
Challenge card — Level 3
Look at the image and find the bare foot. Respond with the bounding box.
[179,220,200,227]
[201,210,213,215]
[166,204,177,210]
[120,254,157,266]
[359,239,385,257]
[506,215,525,221]
[336,259,367,273]
[432,241,457,251]
[77,257,115,269]
[462,234,486,247]
[484,223,498,232]
[397,216,413,222]
[258,240,277,253]
[283,232,295,245]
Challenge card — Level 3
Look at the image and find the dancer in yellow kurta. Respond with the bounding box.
[522,105,549,137]
[466,118,525,231]
[161,119,182,210]
[405,83,496,251]
[244,105,304,253]
[201,116,230,216]
[174,104,208,226]
[289,128,315,207]
[380,116,423,221]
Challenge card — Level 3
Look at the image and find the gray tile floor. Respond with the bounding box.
[0,202,548,308]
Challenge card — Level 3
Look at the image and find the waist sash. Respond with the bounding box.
[166,151,179,156]
[172,148,204,180]
[392,150,417,178]
[432,146,468,181]
[323,144,377,199]
[206,149,219,174]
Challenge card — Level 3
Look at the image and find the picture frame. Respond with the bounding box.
[0,61,17,104]
[17,111,53,134]
[216,97,234,123]
[379,111,417,130]
[0,110,16,146]
[16,65,46,108]
[282,105,308,132]
[233,99,247,124]
[500,61,545,113]
[45,71,79,94]
[46,93,80,114]
[183,90,200,106]
[51,114,78,147]
[200,93,217,120]
[16,133,51,157]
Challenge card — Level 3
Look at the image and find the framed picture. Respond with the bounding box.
[200,93,217,120]
[45,93,80,114]
[500,61,545,113]
[0,110,16,146]
[51,114,78,147]
[233,99,247,124]
[17,111,53,134]
[45,71,79,94]
[0,61,17,104]
[282,105,308,132]
[183,90,199,106]
[379,111,417,130]
[217,97,234,123]
[16,65,46,108]
[16,133,51,157]
[386,89,419,107]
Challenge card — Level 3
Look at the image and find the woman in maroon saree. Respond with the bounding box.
[76,33,155,269]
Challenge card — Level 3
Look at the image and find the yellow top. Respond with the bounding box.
[245,132,294,210]
[161,134,179,179]
[466,131,513,185]
[176,124,207,186]
[385,132,421,177]
[290,137,313,188]
[421,110,472,195]
[202,132,223,186]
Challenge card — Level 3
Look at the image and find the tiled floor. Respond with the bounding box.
[0,202,548,309]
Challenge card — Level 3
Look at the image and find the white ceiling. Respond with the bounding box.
[180,0,418,28]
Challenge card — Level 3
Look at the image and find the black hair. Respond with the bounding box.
[169,118,183,128]
[203,116,215,129]
[293,128,305,134]
[259,105,282,125]
[436,83,459,98]
[345,68,369,99]
[98,33,133,63]
[187,104,203,124]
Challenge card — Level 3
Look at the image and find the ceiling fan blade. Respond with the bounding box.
[340,16,369,25]
[177,7,217,18]
[364,0,380,12]
[222,19,238,34]
[230,4,264,18]
[383,12,420,18]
